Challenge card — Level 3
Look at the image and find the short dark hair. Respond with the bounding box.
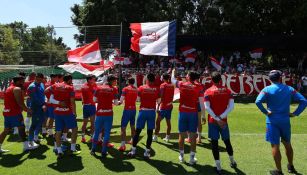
[211,71,221,83]
[18,72,26,77]
[12,76,25,83]
[128,77,135,85]
[162,73,170,81]
[268,70,281,82]
[57,73,64,78]
[107,74,117,83]
[147,73,155,83]
[50,74,57,78]
[86,74,96,82]
[36,73,44,79]
[29,72,36,77]
[63,74,73,82]
[188,71,198,81]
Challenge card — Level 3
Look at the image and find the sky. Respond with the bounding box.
[0,0,83,48]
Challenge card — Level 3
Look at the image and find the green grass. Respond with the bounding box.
[0,101,306,175]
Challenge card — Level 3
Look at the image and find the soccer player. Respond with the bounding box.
[81,74,97,143]
[171,69,206,165]
[118,77,138,151]
[24,72,36,133]
[255,70,306,175]
[44,74,58,137]
[204,71,236,174]
[0,76,35,153]
[91,74,119,158]
[50,74,80,159]
[27,73,46,147]
[127,73,160,159]
[153,73,174,142]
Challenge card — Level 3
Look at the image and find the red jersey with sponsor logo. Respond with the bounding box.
[178,81,203,112]
[122,85,138,110]
[3,85,23,116]
[81,82,97,105]
[95,85,118,116]
[45,81,56,107]
[138,84,159,110]
[51,82,75,115]
[159,82,174,110]
[204,84,233,123]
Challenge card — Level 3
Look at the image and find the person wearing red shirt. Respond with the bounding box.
[0,76,35,153]
[171,69,206,165]
[81,74,97,143]
[24,72,36,133]
[128,73,160,159]
[204,71,236,174]
[153,73,174,142]
[50,74,80,159]
[90,74,120,158]
[44,74,58,137]
[118,77,138,151]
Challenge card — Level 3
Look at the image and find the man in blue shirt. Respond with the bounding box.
[27,73,46,148]
[255,70,306,175]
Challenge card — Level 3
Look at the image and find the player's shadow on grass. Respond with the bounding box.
[0,151,28,167]
[27,144,48,160]
[6,134,20,142]
[47,155,84,173]
[192,164,246,175]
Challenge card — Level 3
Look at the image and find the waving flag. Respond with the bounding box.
[130,21,176,56]
[58,62,112,77]
[210,56,222,71]
[250,48,263,59]
[180,46,196,56]
[67,39,101,63]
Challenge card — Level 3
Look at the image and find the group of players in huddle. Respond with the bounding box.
[0,69,306,175]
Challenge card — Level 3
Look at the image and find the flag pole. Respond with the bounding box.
[119,22,123,92]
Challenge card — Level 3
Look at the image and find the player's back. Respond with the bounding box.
[179,82,200,112]
[95,84,118,116]
[139,84,159,109]
[3,85,22,116]
[81,83,96,105]
[122,85,138,110]
[160,82,174,109]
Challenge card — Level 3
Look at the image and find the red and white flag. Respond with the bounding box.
[113,57,125,65]
[67,39,101,63]
[249,48,263,59]
[180,46,196,56]
[124,57,132,65]
[58,62,112,77]
[210,56,222,71]
[185,53,196,63]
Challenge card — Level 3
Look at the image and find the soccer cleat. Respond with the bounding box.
[287,164,297,174]
[81,137,86,143]
[0,148,10,153]
[127,140,133,145]
[127,151,136,158]
[163,137,170,142]
[178,154,185,163]
[90,150,96,156]
[269,170,284,175]
[143,151,150,160]
[13,128,19,135]
[57,152,64,160]
[152,135,158,142]
[189,157,197,165]
[230,161,237,168]
[29,142,39,150]
[196,138,202,144]
[185,138,191,143]
[118,145,126,152]
[107,143,114,148]
[215,167,223,175]
[101,152,108,158]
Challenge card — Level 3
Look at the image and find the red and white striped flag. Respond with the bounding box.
[180,46,196,56]
[58,62,112,77]
[250,48,263,59]
[67,39,101,63]
[210,56,222,71]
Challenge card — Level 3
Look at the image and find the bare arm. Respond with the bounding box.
[13,87,28,112]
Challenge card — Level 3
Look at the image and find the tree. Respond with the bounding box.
[0,25,21,64]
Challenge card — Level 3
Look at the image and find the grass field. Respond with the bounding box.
[0,101,306,175]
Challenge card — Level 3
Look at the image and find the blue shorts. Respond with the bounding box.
[121,109,136,128]
[159,109,172,120]
[31,107,46,125]
[83,104,96,118]
[178,112,198,133]
[4,114,24,128]
[136,110,156,130]
[197,103,201,112]
[266,121,291,145]
[208,123,230,140]
[54,114,77,131]
[47,106,55,119]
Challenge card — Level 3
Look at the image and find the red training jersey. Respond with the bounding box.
[45,81,56,107]
[178,81,203,112]
[81,82,97,105]
[51,82,75,115]
[121,85,138,110]
[95,84,118,116]
[159,82,175,110]
[138,84,159,110]
[204,84,233,124]
[3,85,23,116]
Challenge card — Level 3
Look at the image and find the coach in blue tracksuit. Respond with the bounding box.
[27,73,46,148]
[255,70,306,175]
